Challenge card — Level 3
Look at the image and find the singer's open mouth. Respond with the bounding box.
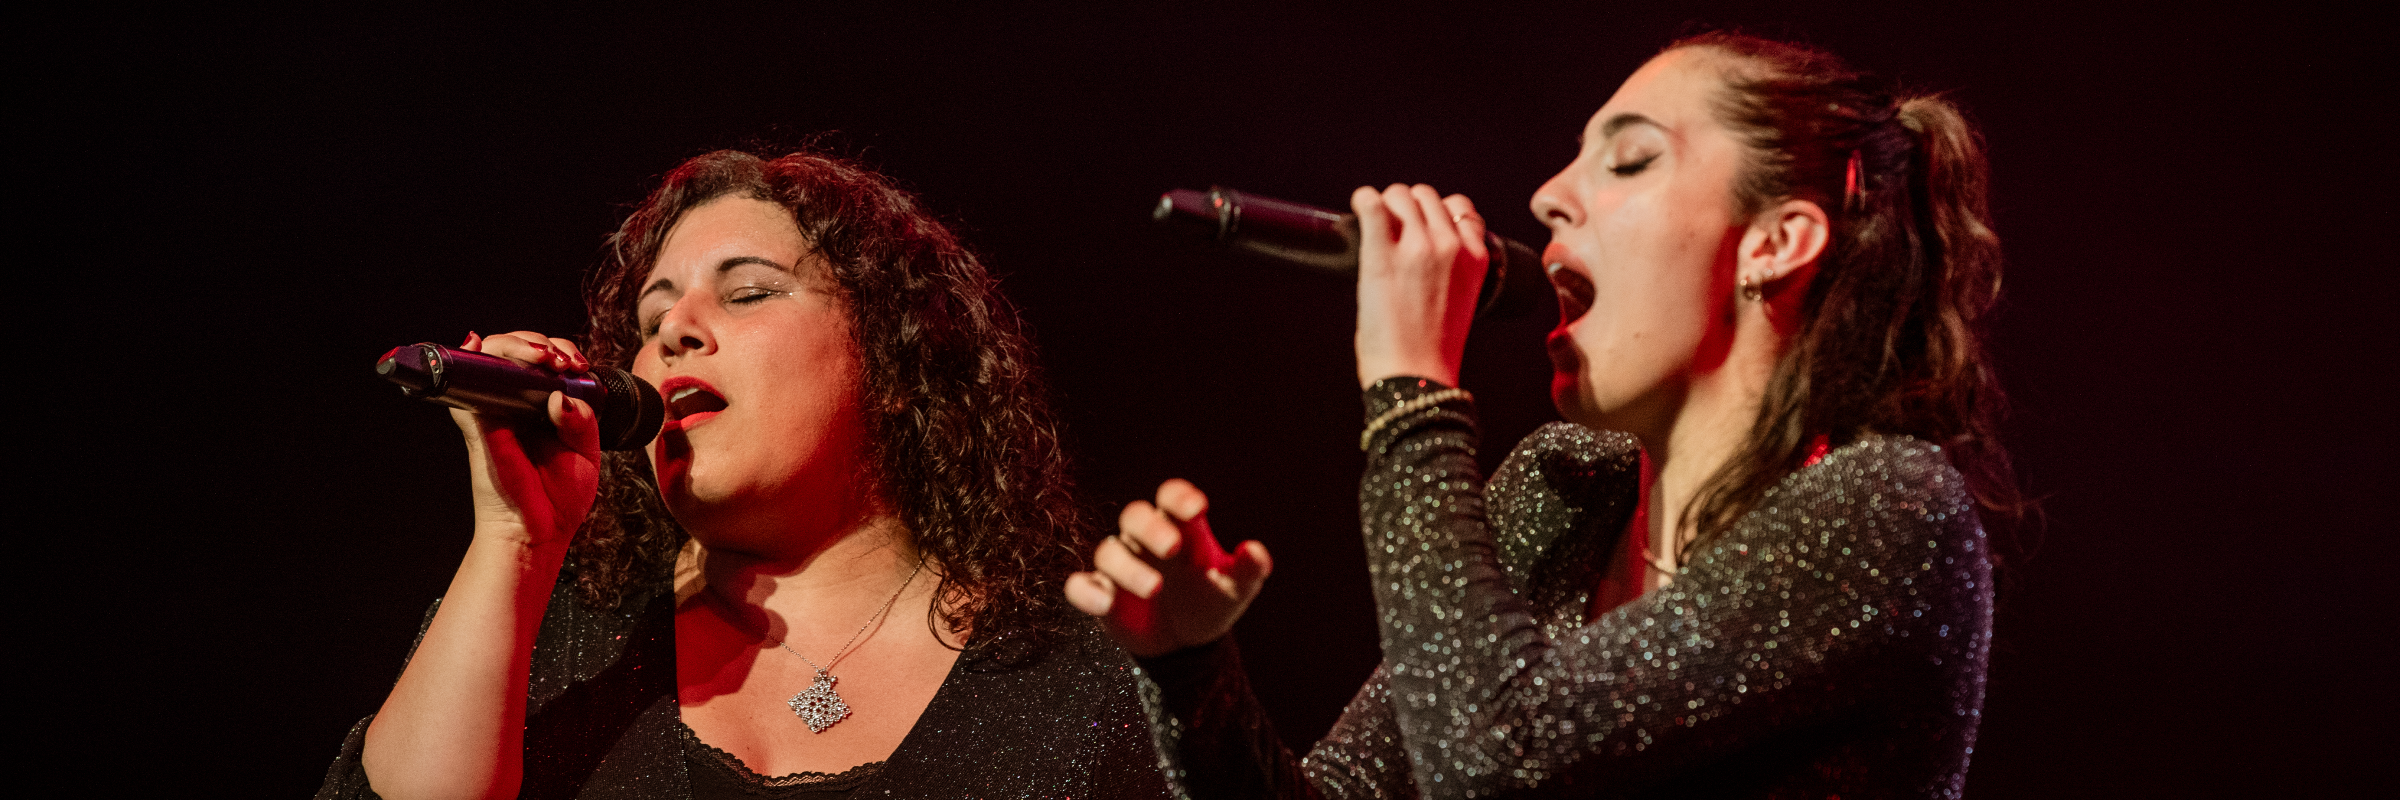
[665,383,728,421]
[1550,263,1596,325]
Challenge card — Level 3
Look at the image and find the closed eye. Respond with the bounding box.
[1611,155,1657,177]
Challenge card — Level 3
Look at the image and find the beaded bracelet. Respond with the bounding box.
[1359,387,1473,452]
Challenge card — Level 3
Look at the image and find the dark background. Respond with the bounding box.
[28,2,2391,796]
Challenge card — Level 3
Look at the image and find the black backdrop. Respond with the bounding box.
[28,2,2392,796]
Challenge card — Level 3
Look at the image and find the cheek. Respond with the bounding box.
[632,348,664,384]
[740,318,867,434]
[1573,198,1723,382]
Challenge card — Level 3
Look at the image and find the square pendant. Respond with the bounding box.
[786,670,852,733]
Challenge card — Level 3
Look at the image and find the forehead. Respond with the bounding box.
[652,196,810,273]
[1588,47,1730,138]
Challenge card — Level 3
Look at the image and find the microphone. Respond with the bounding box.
[1152,186,1553,318]
[375,343,665,451]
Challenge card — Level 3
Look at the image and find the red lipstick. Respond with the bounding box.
[657,376,728,431]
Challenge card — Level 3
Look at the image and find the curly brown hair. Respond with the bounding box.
[567,149,1089,661]
[1668,32,2029,555]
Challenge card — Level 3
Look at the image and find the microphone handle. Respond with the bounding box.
[1154,186,1551,318]
[374,343,664,451]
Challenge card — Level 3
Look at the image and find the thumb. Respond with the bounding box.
[548,391,604,460]
[1215,540,1273,600]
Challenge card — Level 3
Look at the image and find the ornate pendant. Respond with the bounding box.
[786,668,852,733]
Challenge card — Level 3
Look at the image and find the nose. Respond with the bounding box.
[653,296,715,363]
[1530,164,1583,231]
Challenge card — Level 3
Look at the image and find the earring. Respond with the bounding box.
[1739,274,1764,302]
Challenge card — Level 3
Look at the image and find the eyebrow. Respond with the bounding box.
[637,256,793,300]
[1580,112,1664,146]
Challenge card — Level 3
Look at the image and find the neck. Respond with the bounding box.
[686,505,935,656]
[1635,319,1783,564]
[1638,395,1749,563]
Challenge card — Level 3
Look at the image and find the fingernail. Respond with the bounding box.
[462,331,481,348]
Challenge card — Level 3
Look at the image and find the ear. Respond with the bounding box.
[1736,198,1831,292]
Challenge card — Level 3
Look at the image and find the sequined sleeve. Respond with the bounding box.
[1358,378,1992,797]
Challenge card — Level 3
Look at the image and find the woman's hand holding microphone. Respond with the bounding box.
[1351,183,1489,389]
[365,329,609,800]
[451,331,605,551]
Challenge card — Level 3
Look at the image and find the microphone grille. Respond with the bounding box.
[591,368,665,451]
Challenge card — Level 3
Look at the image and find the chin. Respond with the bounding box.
[657,480,752,540]
[1550,371,1599,427]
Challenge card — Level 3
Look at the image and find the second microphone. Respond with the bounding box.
[1153,186,1554,319]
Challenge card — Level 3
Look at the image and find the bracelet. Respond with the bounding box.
[1359,388,1472,451]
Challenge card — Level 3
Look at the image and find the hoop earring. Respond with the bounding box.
[1739,275,1763,302]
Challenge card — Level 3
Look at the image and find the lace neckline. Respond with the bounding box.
[675,718,885,791]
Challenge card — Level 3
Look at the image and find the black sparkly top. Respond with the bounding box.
[1144,378,1994,798]
[316,564,1183,799]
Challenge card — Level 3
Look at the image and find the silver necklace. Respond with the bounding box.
[718,556,927,733]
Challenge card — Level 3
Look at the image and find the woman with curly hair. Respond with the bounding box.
[1072,32,2021,798]
[321,150,1174,799]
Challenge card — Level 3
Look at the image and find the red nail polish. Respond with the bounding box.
[461,331,480,348]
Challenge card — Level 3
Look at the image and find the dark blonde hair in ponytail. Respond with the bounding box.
[1668,32,2027,558]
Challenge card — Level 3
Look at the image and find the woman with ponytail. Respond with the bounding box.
[1070,32,2019,798]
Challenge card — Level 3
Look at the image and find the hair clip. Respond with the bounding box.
[1842,149,1864,212]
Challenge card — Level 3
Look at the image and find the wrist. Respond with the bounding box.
[1357,356,1459,390]
[1363,375,1457,406]
[469,523,572,567]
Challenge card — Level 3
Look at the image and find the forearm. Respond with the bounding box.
[1356,381,1548,795]
[362,527,567,800]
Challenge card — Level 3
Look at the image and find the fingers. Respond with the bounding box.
[1358,185,1484,261]
[1408,184,1460,254]
[475,331,590,372]
[1115,501,1185,562]
[1153,478,1209,521]
[1381,183,1429,240]
[1102,478,1226,595]
[1352,186,1395,250]
[1153,479,1226,559]
[1071,566,1165,657]
[549,338,588,369]
[1064,571,1116,617]
[1442,193,1490,262]
[1092,534,1165,598]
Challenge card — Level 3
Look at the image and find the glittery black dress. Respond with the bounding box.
[1144,379,1993,798]
[315,565,1182,800]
